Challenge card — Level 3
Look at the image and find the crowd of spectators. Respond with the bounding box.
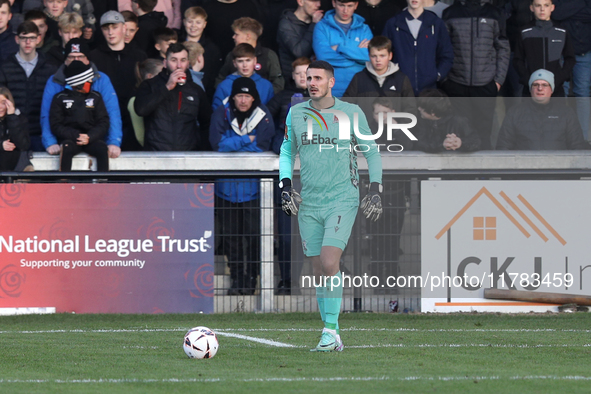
[0,0,586,172]
[0,0,587,169]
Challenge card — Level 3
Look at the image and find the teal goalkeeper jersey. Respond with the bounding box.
[279,98,382,210]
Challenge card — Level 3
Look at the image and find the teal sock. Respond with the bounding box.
[316,285,326,325]
[324,271,343,331]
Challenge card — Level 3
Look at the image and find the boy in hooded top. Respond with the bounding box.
[212,43,274,110]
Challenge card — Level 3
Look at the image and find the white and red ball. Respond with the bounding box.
[183,326,219,359]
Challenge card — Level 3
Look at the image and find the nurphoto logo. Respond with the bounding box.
[303,108,418,153]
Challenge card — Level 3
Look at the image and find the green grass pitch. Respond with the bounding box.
[1,312,590,393]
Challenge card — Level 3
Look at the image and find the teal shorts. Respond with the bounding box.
[297,205,358,257]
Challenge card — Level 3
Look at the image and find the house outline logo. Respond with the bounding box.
[428,185,569,307]
[435,186,566,245]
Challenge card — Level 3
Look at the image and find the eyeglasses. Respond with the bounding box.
[18,36,38,43]
[532,82,551,89]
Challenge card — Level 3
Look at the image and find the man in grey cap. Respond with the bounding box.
[89,10,147,150]
[496,69,591,150]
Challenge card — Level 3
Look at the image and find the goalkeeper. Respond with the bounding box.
[279,60,383,352]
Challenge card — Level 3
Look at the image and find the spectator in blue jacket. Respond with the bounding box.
[209,77,275,296]
[212,43,274,110]
[382,0,453,96]
[312,0,373,97]
[40,38,122,158]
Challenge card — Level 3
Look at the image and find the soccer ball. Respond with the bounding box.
[183,326,219,359]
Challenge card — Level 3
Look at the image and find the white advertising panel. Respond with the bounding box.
[421,181,591,312]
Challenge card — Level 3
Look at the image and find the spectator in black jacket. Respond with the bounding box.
[182,6,222,103]
[130,0,167,56]
[343,36,416,125]
[0,86,30,170]
[267,56,310,154]
[266,56,309,296]
[552,0,591,139]
[50,60,110,171]
[0,0,18,61]
[496,69,591,150]
[23,0,96,35]
[355,0,400,36]
[24,9,60,54]
[0,20,57,151]
[33,1,66,48]
[91,0,118,22]
[202,0,262,60]
[442,0,510,149]
[501,0,534,99]
[513,0,575,97]
[414,89,481,152]
[152,27,177,61]
[121,10,139,45]
[276,0,322,80]
[215,17,284,94]
[134,42,212,151]
[46,12,84,67]
[89,10,147,150]
[9,0,24,34]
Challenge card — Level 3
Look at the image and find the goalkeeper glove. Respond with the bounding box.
[360,182,383,221]
[280,178,302,216]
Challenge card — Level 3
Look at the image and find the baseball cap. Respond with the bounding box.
[100,11,125,26]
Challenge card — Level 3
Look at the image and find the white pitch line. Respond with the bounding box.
[0,328,185,334]
[215,331,296,348]
[347,343,591,349]
[2,326,590,349]
[212,327,591,333]
[0,328,296,348]
[2,375,591,384]
[2,327,591,334]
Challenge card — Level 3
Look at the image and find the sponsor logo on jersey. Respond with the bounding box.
[301,132,338,145]
[303,107,328,131]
